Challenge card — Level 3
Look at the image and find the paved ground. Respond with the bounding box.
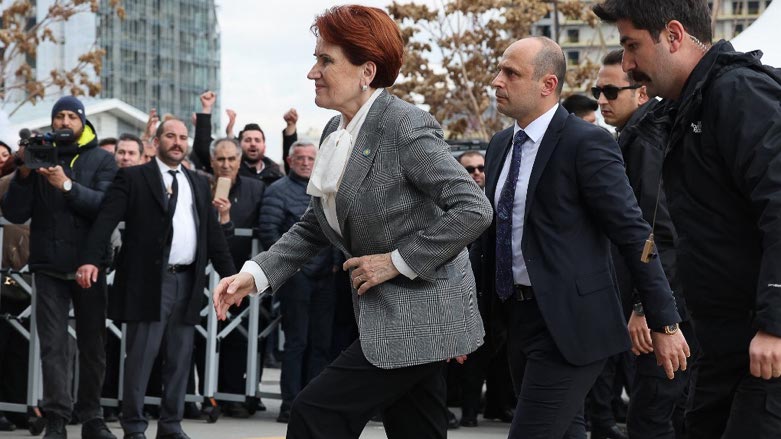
[0,368,511,439]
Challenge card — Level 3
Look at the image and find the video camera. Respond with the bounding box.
[19,129,75,169]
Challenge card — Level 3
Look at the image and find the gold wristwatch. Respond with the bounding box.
[653,323,679,335]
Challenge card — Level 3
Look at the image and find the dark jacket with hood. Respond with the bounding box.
[1,120,118,274]
[611,99,689,322]
[663,40,781,335]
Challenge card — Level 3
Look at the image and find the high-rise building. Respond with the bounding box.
[2,0,221,134]
[536,0,772,74]
[96,0,221,133]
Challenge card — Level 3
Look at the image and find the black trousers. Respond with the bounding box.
[278,272,336,409]
[34,272,107,422]
[287,340,447,439]
[627,320,696,439]
[686,316,781,439]
[506,298,605,439]
[586,353,623,430]
[460,336,515,417]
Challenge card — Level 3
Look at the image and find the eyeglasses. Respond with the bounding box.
[464,165,485,174]
[591,84,641,100]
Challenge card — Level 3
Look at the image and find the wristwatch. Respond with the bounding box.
[653,323,680,335]
[632,302,645,316]
[62,179,73,193]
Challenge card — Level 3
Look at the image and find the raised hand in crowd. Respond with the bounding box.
[200,90,216,114]
[142,108,159,141]
[283,108,297,136]
[225,109,237,139]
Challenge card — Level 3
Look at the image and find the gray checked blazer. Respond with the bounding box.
[252,90,493,369]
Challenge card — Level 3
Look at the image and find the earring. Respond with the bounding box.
[361,84,368,92]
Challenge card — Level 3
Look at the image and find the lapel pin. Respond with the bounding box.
[362,147,371,156]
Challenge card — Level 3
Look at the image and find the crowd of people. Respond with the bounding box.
[2,1,781,439]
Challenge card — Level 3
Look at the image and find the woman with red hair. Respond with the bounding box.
[213,5,492,438]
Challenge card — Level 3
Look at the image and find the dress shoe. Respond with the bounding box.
[82,417,117,439]
[182,403,202,420]
[276,408,291,423]
[446,410,459,429]
[255,398,267,412]
[43,415,67,439]
[123,434,146,439]
[459,415,478,427]
[483,407,514,423]
[591,424,629,439]
[155,432,191,439]
[0,414,16,431]
[223,402,250,419]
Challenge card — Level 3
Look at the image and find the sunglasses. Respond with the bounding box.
[464,165,485,174]
[591,84,641,100]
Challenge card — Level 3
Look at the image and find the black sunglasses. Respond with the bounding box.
[591,84,641,100]
[464,165,485,174]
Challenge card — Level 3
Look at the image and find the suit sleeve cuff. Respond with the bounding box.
[241,260,270,297]
[391,249,418,280]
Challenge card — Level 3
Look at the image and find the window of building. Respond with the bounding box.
[567,50,580,66]
[567,29,580,43]
[748,1,760,13]
[735,23,745,34]
[539,25,551,38]
[733,1,744,14]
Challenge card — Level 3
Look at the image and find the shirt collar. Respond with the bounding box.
[513,103,559,144]
[155,156,182,174]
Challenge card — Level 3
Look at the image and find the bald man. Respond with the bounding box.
[476,37,689,438]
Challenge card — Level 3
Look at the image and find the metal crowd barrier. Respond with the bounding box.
[0,223,280,434]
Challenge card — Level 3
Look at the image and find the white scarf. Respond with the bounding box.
[307,88,383,197]
[307,88,384,235]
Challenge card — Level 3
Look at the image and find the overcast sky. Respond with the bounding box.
[216,0,403,162]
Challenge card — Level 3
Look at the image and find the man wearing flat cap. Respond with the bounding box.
[2,96,118,439]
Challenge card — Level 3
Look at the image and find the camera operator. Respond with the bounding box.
[1,96,118,439]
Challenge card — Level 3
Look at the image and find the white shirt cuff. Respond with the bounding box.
[391,249,418,280]
[240,260,270,297]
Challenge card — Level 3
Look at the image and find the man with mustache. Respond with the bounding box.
[76,119,235,439]
[477,36,689,438]
[593,48,696,439]
[593,1,781,438]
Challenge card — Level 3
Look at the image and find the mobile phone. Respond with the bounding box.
[214,177,231,200]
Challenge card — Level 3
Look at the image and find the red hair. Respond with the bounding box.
[312,5,404,88]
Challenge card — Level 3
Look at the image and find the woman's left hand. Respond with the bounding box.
[343,252,400,295]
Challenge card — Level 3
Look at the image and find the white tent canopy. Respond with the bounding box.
[730,0,781,67]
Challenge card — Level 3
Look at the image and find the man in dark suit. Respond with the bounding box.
[479,36,690,438]
[76,119,236,439]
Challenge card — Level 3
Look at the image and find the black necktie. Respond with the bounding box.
[167,170,179,218]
